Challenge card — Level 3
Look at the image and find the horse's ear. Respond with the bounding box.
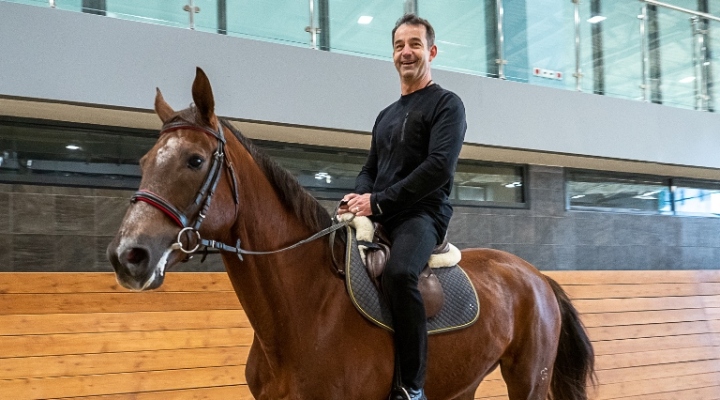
[192,67,215,126]
[154,88,175,123]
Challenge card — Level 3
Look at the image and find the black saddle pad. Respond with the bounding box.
[344,226,479,334]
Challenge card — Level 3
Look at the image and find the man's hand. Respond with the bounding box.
[338,193,372,217]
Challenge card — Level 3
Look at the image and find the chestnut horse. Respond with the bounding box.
[108,68,595,400]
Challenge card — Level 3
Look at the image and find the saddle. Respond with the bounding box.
[347,215,462,318]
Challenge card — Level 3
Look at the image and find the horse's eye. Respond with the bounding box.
[188,155,204,169]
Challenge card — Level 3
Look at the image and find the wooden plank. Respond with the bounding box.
[53,385,254,400]
[0,346,250,380]
[475,377,509,397]
[593,333,718,355]
[623,385,720,400]
[582,308,711,328]
[597,372,720,399]
[595,346,720,370]
[553,270,720,285]
[597,359,720,385]
[545,270,720,285]
[0,292,241,315]
[587,321,716,341]
[573,295,718,314]
[0,328,253,358]
[0,310,250,335]
[1,365,247,399]
[0,273,234,294]
[563,283,720,300]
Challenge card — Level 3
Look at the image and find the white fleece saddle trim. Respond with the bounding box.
[338,214,461,268]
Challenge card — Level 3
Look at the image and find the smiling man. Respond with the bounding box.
[338,14,467,400]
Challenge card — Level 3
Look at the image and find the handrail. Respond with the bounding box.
[640,0,720,23]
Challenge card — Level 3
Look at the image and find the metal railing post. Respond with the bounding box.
[183,0,200,30]
[496,0,506,79]
[305,0,318,49]
[639,3,649,101]
[691,16,710,111]
[404,0,417,15]
[573,0,583,91]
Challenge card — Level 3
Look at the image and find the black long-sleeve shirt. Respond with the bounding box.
[355,83,467,233]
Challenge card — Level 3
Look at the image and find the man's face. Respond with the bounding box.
[393,23,437,84]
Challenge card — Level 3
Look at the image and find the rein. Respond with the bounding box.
[131,119,347,261]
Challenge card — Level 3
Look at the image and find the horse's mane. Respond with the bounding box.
[219,118,332,233]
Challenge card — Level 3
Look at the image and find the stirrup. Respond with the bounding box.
[389,386,426,400]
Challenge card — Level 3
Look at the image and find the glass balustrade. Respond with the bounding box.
[4,0,719,112]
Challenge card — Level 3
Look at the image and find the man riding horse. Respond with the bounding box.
[338,14,467,400]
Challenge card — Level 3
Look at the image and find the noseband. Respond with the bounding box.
[130,119,347,261]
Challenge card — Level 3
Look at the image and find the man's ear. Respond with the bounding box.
[428,44,438,62]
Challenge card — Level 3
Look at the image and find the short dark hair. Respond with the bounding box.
[392,14,435,48]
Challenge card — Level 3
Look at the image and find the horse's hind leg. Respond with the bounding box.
[499,351,555,400]
[498,329,557,400]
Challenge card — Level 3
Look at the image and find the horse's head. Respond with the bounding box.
[108,68,233,290]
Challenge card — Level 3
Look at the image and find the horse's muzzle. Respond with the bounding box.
[107,240,166,291]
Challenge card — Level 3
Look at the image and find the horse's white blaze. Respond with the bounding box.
[155,136,183,167]
[118,202,154,241]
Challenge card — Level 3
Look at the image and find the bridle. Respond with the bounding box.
[131,119,230,256]
[130,118,347,261]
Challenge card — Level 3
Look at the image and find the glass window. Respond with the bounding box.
[327,0,403,59]
[1,119,525,206]
[589,0,645,100]
[9,0,82,10]
[524,0,574,88]
[417,0,489,76]
[567,170,671,213]
[106,0,218,31]
[451,163,525,206]
[224,0,309,45]
[655,1,698,109]
[257,141,366,199]
[672,179,720,216]
[0,120,149,188]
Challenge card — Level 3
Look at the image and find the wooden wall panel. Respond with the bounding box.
[1,271,718,400]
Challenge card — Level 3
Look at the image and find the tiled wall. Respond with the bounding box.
[448,166,720,270]
[2,165,719,272]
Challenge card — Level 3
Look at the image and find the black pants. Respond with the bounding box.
[382,214,442,391]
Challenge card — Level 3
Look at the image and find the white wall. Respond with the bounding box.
[2,2,720,169]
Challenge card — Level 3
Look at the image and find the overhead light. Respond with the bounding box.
[504,182,522,188]
[66,144,82,150]
[679,76,696,83]
[633,190,661,200]
[357,16,373,25]
[587,16,607,24]
[315,172,332,184]
[571,194,586,199]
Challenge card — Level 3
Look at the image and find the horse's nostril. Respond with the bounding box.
[126,247,149,265]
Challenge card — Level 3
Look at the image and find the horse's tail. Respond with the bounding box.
[545,276,597,400]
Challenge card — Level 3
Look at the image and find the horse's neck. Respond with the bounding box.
[222,148,343,359]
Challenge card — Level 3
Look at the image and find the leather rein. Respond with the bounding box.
[130,119,347,262]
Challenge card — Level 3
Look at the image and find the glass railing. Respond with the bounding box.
[6,0,720,112]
